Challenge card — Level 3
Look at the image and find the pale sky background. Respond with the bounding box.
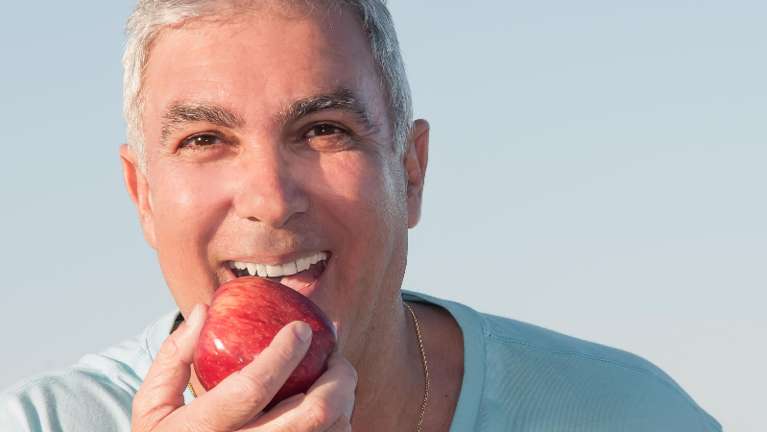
[0,1,764,431]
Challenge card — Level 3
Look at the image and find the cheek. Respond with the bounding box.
[151,164,232,260]
[315,152,405,223]
[312,152,408,275]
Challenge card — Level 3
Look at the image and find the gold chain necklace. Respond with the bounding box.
[405,301,431,432]
[186,302,431,431]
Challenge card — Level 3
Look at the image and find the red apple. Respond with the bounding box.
[193,276,336,406]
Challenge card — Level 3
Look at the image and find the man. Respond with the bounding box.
[0,1,721,431]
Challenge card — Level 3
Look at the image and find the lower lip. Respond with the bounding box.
[295,277,321,298]
[293,259,329,299]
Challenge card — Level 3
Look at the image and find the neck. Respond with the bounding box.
[349,297,427,431]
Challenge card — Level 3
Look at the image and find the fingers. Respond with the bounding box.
[302,351,357,422]
[180,321,314,431]
[240,349,357,431]
[133,315,346,432]
[132,304,207,431]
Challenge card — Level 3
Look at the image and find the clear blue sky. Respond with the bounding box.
[0,1,764,430]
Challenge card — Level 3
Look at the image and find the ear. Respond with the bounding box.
[404,119,430,228]
[119,144,157,249]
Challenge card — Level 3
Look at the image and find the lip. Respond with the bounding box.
[293,269,323,298]
[291,256,330,299]
[217,252,331,300]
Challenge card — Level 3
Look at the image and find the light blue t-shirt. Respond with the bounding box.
[0,291,721,431]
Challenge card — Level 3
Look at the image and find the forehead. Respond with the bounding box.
[141,6,385,139]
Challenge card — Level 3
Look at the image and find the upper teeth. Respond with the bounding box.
[230,252,328,278]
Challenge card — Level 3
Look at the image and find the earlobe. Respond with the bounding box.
[119,144,157,249]
[405,119,430,228]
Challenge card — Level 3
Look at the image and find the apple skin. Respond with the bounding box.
[193,276,336,406]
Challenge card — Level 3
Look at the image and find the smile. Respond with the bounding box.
[226,252,330,293]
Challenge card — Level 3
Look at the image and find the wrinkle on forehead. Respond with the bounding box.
[139,0,353,108]
[140,0,392,158]
[160,0,344,31]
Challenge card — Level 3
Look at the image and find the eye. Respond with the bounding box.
[301,123,356,152]
[305,123,346,139]
[179,133,224,149]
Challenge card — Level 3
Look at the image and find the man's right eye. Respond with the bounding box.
[179,133,223,149]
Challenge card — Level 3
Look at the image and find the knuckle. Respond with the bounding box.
[304,398,336,429]
[233,369,274,402]
[130,402,165,432]
[341,361,358,386]
[156,335,182,366]
[131,388,153,418]
[183,412,218,432]
[273,340,303,364]
[131,384,184,431]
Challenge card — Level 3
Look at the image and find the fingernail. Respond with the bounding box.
[331,321,339,339]
[294,322,312,343]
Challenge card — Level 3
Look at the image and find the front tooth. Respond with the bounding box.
[234,254,326,279]
[265,264,282,277]
[282,261,298,276]
[245,263,257,276]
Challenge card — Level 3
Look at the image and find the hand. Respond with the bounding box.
[131,304,356,432]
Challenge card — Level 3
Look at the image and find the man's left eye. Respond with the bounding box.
[305,124,346,138]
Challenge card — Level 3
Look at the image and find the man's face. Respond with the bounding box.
[120,7,426,354]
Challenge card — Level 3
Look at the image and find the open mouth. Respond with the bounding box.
[226,251,330,292]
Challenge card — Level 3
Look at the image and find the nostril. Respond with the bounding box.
[235,189,308,228]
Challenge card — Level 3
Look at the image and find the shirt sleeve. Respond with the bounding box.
[476,313,723,432]
[0,368,135,432]
[0,313,168,432]
[0,391,38,432]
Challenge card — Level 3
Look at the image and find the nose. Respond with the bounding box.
[232,148,309,228]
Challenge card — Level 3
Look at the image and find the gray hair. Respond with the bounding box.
[122,0,413,172]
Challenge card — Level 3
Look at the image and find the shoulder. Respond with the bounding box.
[0,311,176,431]
[403,291,721,432]
[477,312,722,431]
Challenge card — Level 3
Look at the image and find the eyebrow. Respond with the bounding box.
[161,102,245,144]
[159,87,377,145]
[276,87,376,131]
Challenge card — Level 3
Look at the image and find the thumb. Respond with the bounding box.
[132,304,206,430]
